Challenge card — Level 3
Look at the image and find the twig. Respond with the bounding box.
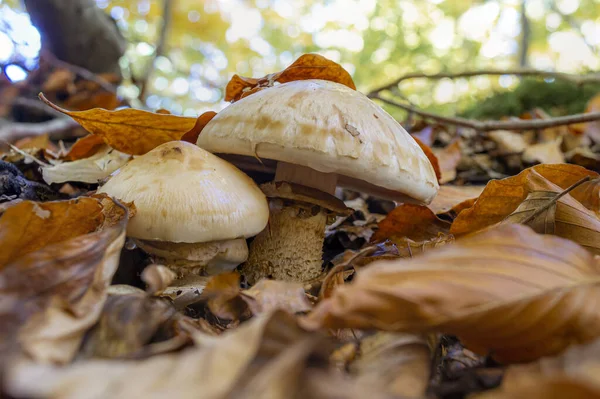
[368,69,600,95]
[45,52,117,93]
[370,93,600,132]
[138,0,173,100]
[0,117,80,142]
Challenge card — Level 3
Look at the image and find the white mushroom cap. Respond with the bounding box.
[197,79,439,203]
[97,141,269,243]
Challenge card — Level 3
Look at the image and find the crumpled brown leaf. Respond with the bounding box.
[0,196,129,363]
[522,137,565,165]
[413,136,442,182]
[500,170,600,254]
[225,53,356,102]
[451,164,598,236]
[64,134,106,160]
[571,177,600,218]
[181,111,217,143]
[473,338,600,399]
[434,140,461,184]
[428,185,485,215]
[371,204,451,244]
[303,224,600,363]
[39,94,197,155]
[3,311,339,399]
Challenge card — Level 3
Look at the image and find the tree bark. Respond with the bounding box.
[24,0,126,77]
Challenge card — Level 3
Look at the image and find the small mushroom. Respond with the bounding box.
[97,141,269,281]
[197,79,439,283]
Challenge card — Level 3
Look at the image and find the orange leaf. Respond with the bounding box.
[434,140,461,184]
[451,164,598,235]
[181,111,218,143]
[13,134,55,152]
[571,178,600,218]
[225,54,356,103]
[64,134,106,160]
[371,204,451,243]
[39,94,197,155]
[428,185,485,215]
[303,224,600,363]
[412,136,441,182]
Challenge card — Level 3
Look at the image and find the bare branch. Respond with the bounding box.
[0,117,80,143]
[370,93,600,132]
[368,69,600,96]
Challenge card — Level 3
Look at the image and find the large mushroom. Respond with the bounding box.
[97,141,269,281]
[196,79,439,283]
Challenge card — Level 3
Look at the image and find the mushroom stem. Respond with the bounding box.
[243,162,341,284]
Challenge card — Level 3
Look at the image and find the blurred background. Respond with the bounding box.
[0,0,598,119]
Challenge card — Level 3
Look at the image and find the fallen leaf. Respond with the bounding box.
[413,136,442,182]
[42,69,74,92]
[567,146,600,172]
[4,311,334,399]
[372,204,451,244]
[141,264,177,295]
[582,93,600,143]
[488,130,528,154]
[180,111,217,143]
[473,338,600,399]
[428,185,485,215]
[571,178,600,218]
[39,94,197,155]
[434,140,461,183]
[349,332,431,398]
[0,197,129,363]
[225,53,356,102]
[522,138,565,165]
[64,134,106,160]
[202,272,248,321]
[13,134,55,152]
[242,279,312,314]
[42,145,131,184]
[303,224,600,363]
[451,164,598,235]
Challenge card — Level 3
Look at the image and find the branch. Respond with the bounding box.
[370,93,600,132]
[0,117,80,143]
[368,69,600,96]
[46,54,117,93]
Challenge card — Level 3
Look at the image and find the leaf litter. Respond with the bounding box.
[3,53,600,398]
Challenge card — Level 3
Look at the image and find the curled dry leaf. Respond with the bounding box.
[434,140,462,184]
[501,170,600,254]
[412,136,442,182]
[488,130,528,154]
[473,338,600,399]
[4,311,333,399]
[371,204,451,244]
[349,332,431,398]
[42,145,131,184]
[428,185,485,215]
[451,164,599,236]
[180,111,218,143]
[0,196,129,363]
[64,134,106,161]
[39,94,197,155]
[242,279,312,315]
[141,264,177,295]
[522,138,565,165]
[303,224,600,363]
[571,178,600,218]
[225,53,356,102]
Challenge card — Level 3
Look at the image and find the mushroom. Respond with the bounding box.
[97,141,269,281]
[196,79,439,283]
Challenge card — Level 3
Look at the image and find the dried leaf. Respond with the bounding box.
[428,185,485,215]
[571,178,600,218]
[568,146,600,172]
[202,272,249,320]
[349,332,431,398]
[64,134,106,160]
[141,264,177,295]
[488,130,528,154]
[39,94,197,155]
[522,138,565,165]
[225,53,356,102]
[13,134,54,152]
[0,197,129,363]
[413,136,442,182]
[42,145,131,184]
[5,311,332,399]
[180,111,217,143]
[372,204,451,244]
[451,164,598,235]
[582,93,600,143]
[303,224,600,363]
[434,140,461,184]
[242,279,312,315]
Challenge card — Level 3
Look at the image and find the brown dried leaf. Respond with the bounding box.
[488,130,528,154]
[0,197,128,363]
[522,138,565,164]
[349,332,431,398]
[202,272,248,320]
[582,93,600,143]
[225,53,356,102]
[141,264,177,295]
[180,110,217,143]
[413,136,442,182]
[5,311,333,399]
[571,178,600,218]
[303,224,600,363]
[39,94,197,155]
[434,140,461,184]
[64,134,106,160]
[451,164,598,235]
[372,204,451,244]
[242,279,312,315]
[428,185,485,215]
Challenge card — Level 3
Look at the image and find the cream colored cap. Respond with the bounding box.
[197,79,439,203]
[97,141,269,243]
